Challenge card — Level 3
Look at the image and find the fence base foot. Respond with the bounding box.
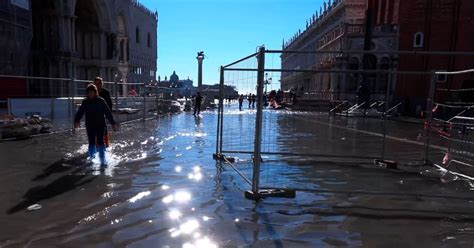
[213,153,236,163]
[245,188,296,200]
[374,159,398,169]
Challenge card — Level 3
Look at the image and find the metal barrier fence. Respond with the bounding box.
[0,75,184,140]
[427,70,474,180]
[214,47,474,200]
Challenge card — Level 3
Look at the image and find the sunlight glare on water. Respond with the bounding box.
[128,191,151,203]
[182,237,218,248]
[188,166,203,181]
[162,191,191,204]
[169,209,182,220]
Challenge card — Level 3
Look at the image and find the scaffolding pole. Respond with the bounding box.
[252,46,266,195]
[381,72,392,160]
[424,72,436,163]
[219,67,225,155]
[216,67,224,156]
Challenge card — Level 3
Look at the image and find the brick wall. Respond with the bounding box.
[396,0,474,114]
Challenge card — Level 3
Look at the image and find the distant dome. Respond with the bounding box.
[170,71,179,82]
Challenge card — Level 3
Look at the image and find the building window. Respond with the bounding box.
[413,32,424,48]
[136,27,140,43]
[147,33,151,48]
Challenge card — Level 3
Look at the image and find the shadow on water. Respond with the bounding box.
[8,156,96,215]
[32,154,88,181]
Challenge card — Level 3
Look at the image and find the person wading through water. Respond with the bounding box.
[238,94,244,111]
[94,77,113,147]
[75,84,118,165]
[193,92,203,116]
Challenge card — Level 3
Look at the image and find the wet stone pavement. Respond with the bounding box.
[1,107,474,247]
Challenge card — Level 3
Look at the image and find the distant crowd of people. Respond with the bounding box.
[222,90,299,111]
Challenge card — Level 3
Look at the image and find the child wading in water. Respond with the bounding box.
[75,84,118,165]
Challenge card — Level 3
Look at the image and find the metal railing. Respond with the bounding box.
[0,74,184,140]
[215,48,474,200]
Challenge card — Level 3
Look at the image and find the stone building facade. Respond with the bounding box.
[0,0,32,76]
[281,0,399,101]
[0,0,32,99]
[396,0,474,115]
[0,0,158,98]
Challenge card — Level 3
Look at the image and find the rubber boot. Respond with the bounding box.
[88,145,97,159]
[98,145,106,166]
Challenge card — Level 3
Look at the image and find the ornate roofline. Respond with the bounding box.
[131,0,158,20]
[283,0,343,50]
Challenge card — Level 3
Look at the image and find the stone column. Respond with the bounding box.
[197,52,205,92]
[330,72,339,101]
[124,38,129,62]
[119,67,129,97]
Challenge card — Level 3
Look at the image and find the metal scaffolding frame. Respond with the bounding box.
[214,48,474,200]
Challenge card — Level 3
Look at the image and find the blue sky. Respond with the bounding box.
[141,0,324,86]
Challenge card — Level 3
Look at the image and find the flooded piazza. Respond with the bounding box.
[1,107,474,248]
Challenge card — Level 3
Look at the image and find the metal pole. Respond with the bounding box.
[114,76,119,121]
[51,97,55,127]
[216,66,224,155]
[72,79,77,132]
[143,82,146,122]
[382,72,392,160]
[156,84,158,115]
[423,72,436,163]
[252,46,265,194]
[219,68,225,154]
[69,77,73,131]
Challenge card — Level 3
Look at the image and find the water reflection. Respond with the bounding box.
[128,191,151,203]
[182,237,218,248]
[188,166,203,182]
[169,209,182,220]
[5,108,474,247]
[162,191,192,204]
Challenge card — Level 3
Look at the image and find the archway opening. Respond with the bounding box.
[348,57,360,91]
[74,0,102,80]
[29,0,61,96]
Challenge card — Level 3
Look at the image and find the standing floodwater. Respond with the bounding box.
[1,108,474,247]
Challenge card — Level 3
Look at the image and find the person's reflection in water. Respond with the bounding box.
[194,115,205,149]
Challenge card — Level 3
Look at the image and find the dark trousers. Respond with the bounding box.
[87,126,105,147]
[194,104,201,115]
